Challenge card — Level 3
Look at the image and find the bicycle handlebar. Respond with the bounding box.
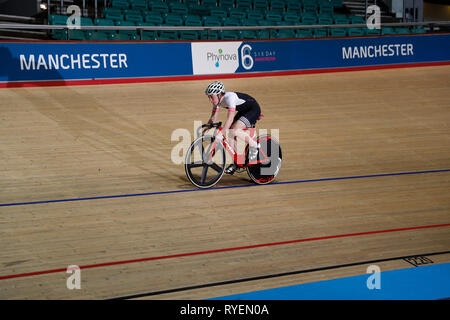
[197,122,222,137]
[202,122,222,129]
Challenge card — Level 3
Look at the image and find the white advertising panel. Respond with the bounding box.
[191,42,242,75]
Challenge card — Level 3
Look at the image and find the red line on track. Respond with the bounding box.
[1,223,449,281]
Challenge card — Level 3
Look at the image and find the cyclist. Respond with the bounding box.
[204,80,261,175]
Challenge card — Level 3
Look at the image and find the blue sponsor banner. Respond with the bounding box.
[0,42,193,83]
[0,34,449,85]
[235,34,450,74]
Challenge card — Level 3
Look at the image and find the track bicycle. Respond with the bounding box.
[185,122,282,188]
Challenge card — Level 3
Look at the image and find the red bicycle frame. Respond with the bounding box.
[208,126,269,168]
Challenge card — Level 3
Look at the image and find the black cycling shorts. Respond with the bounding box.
[233,100,261,127]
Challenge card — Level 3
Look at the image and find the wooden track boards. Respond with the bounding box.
[0,65,449,299]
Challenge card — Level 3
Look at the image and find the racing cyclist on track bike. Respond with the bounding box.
[204,81,262,175]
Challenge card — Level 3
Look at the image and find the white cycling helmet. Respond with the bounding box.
[205,81,225,95]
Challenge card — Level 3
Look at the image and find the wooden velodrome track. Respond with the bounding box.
[0,65,449,299]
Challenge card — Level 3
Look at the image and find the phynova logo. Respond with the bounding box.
[192,42,241,75]
[207,48,238,68]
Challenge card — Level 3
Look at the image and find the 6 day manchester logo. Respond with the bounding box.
[241,44,277,69]
[191,42,277,75]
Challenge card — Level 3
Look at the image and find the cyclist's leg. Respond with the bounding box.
[232,112,263,162]
[230,119,258,148]
[225,120,247,175]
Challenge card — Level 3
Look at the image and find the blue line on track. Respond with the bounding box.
[1,169,449,207]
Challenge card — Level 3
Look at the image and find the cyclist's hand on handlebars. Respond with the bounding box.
[199,122,222,136]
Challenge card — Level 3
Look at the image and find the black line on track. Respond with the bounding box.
[109,250,450,300]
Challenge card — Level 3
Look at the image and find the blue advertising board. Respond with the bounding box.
[234,34,450,73]
[0,42,193,83]
[1,33,449,86]
[190,34,450,75]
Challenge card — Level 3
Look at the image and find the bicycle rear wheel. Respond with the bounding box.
[185,135,226,188]
[246,135,282,184]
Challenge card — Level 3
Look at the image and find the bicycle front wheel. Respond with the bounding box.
[185,135,226,188]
